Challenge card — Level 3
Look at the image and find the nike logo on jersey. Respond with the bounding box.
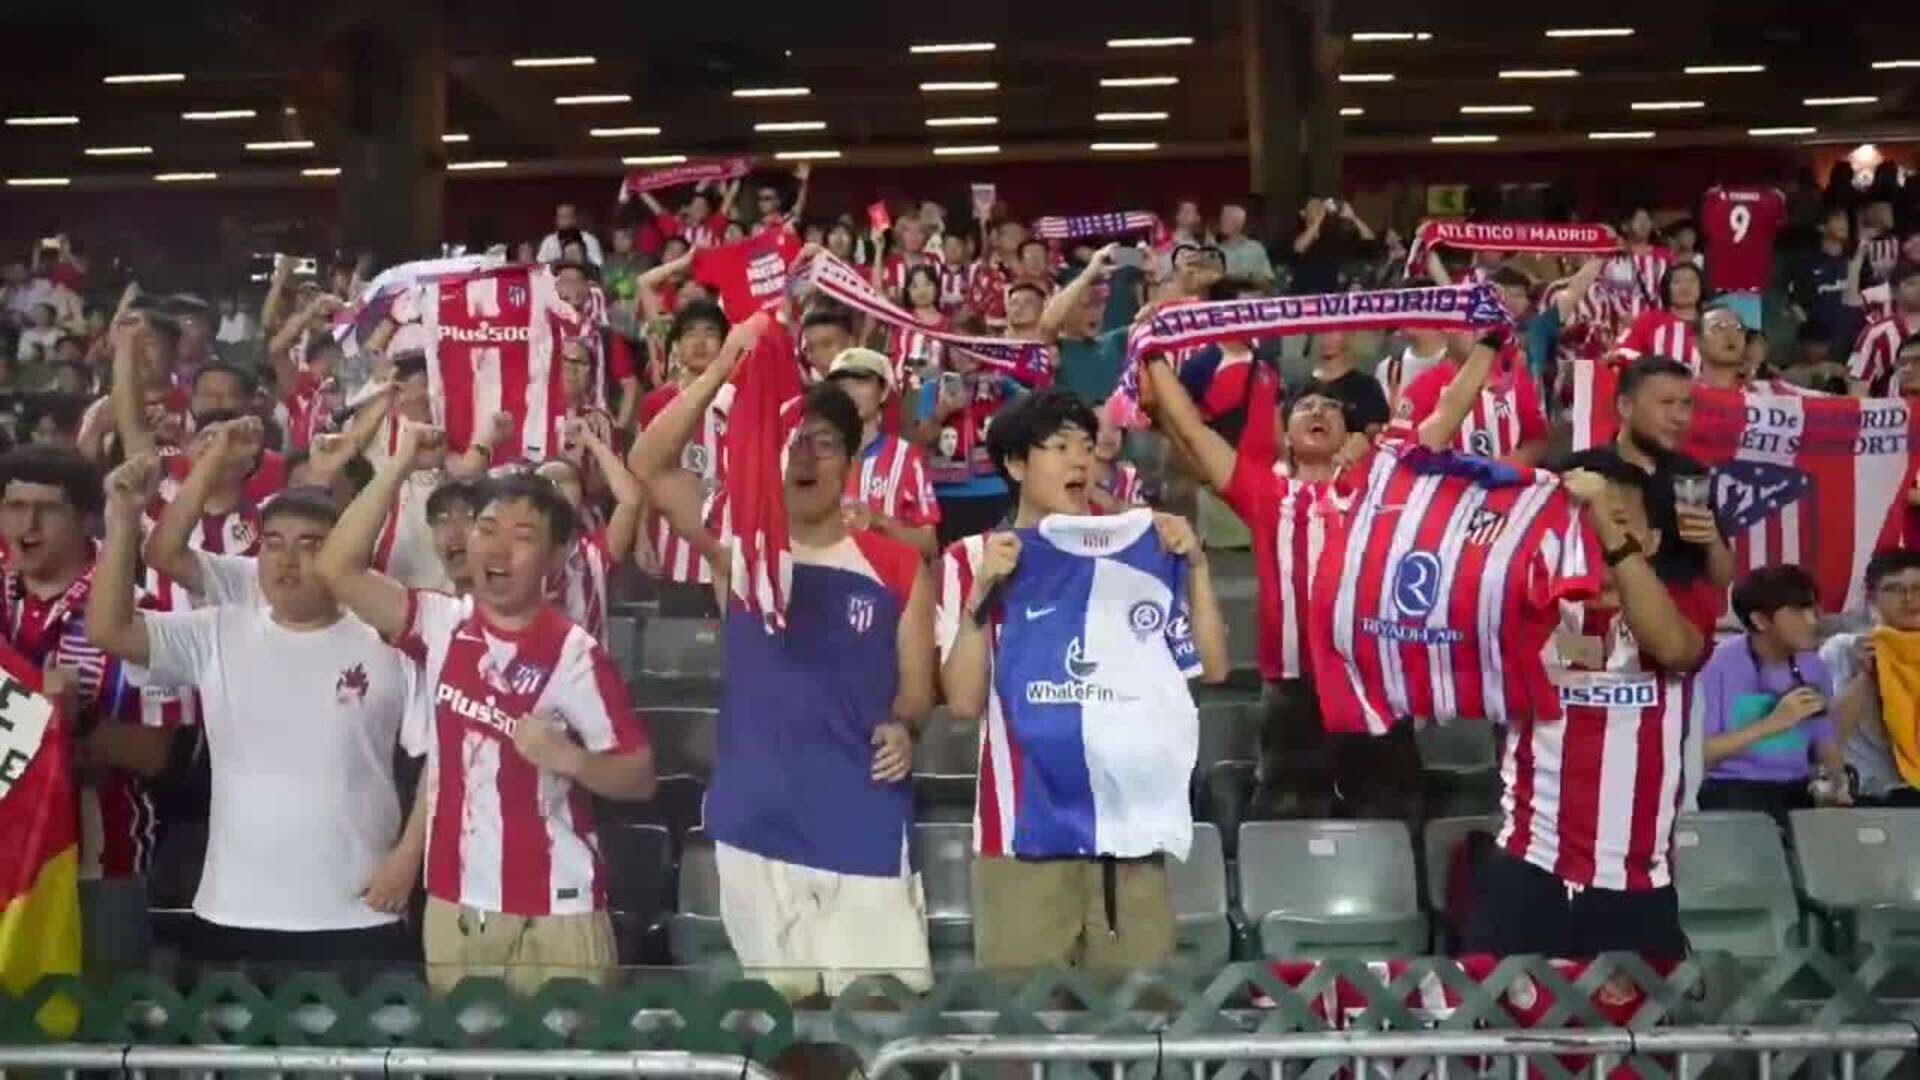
[1024,606,1056,620]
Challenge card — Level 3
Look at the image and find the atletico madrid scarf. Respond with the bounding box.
[1106,283,1510,428]
[616,156,752,203]
[1031,211,1163,242]
[794,251,1054,385]
[724,321,803,631]
[1406,219,1620,275]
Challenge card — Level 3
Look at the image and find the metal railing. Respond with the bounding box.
[864,1025,1920,1080]
[0,1045,782,1079]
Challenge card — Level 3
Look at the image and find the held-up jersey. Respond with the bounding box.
[989,510,1200,860]
[1310,447,1602,735]
[1700,187,1785,295]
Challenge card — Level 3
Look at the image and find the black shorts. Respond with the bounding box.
[1462,846,1687,960]
[187,917,419,988]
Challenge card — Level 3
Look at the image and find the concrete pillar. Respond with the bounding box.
[332,14,445,266]
[1243,0,1344,237]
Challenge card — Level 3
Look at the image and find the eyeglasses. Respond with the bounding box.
[1877,582,1920,600]
[787,430,845,459]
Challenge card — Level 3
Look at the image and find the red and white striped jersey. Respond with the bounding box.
[1864,235,1901,285]
[1310,448,1603,735]
[969,260,1015,329]
[657,211,727,252]
[1376,346,1447,408]
[933,534,1019,856]
[636,381,733,585]
[1390,358,1549,461]
[1611,309,1702,370]
[939,260,982,311]
[1607,247,1670,308]
[276,370,337,452]
[398,591,647,916]
[548,528,613,644]
[1221,449,1360,682]
[1498,584,1717,891]
[1846,311,1920,395]
[1556,285,1646,366]
[887,314,950,383]
[879,250,943,302]
[846,433,941,528]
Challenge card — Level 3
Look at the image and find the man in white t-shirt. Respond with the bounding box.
[317,420,654,991]
[535,203,605,266]
[86,441,425,981]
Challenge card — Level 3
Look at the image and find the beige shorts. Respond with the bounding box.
[715,842,933,999]
[422,896,617,995]
[973,856,1174,977]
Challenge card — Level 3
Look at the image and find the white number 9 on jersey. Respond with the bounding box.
[1729,204,1751,244]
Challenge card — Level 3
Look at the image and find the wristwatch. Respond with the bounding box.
[1602,536,1644,567]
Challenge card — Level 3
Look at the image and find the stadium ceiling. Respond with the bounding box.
[2,0,1917,191]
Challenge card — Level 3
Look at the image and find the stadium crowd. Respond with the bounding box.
[4,154,1920,1002]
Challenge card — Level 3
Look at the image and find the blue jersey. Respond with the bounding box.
[993,510,1200,860]
[707,532,920,877]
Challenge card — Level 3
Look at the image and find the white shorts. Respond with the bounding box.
[714,841,933,998]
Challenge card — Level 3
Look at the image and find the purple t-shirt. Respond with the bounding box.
[1698,634,1834,783]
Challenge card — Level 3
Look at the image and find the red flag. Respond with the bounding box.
[723,321,804,630]
[0,641,80,1035]
[1569,358,1920,611]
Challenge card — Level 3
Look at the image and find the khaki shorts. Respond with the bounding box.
[972,856,1173,976]
[715,842,933,999]
[422,897,617,995]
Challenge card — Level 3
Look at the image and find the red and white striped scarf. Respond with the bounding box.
[1031,211,1162,242]
[795,250,1054,385]
[616,156,751,202]
[1406,219,1620,275]
[724,321,804,631]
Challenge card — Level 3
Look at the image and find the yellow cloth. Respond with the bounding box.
[1869,626,1920,789]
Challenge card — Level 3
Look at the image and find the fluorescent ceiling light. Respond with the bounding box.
[1091,141,1157,151]
[1871,60,1920,70]
[1431,134,1499,144]
[925,116,997,127]
[512,55,595,67]
[447,160,509,170]
[622,155,687,165]
[1749,126,1816,136]
[1631,100,1705,110]
[301,167,341,177]
[1338,73,1395,83]
[1106,36,1194,48]
[589,126,659,137]
[1460,104,1533,114]
[5,177,69,187]
[1350,32,1431,42]
[1685,64,1764,74]
[1588,130,1655,140]
[442,133,470,143]
[1339,107,1365,117]
[775,149,842,161]
[754,121,827,132]
[182,109,254,120]
[732,87,810,98]
[155,171,217,181]
[1096,111,1169,122]
[910,42,996,54]
[933,145,1001,155]
[920,81,998,92]
[1099,76,1179,87]
[104,73,184,84]
[554,94,630,105]
[6,115,80,126]
[245,139,315,150]
[1499,68,1578,79]
[1545,27,1633,38]
[1804,95,1878,106]
[85,145,153,156]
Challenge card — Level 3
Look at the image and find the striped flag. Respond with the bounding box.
[0,642,80,1035]
[1030,211,1162,242]
[1570,358,1920,611]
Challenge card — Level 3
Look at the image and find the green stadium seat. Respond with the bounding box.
[606,613,641,678]
[1169,823,1231,970]
[1239,820,1427,959]
[1788,808,1920,953]
[638,616,724,681]
[1417,720,1500,818]
[1672,812,1802,962]
[667,838,737,977]
[914,822,975,971]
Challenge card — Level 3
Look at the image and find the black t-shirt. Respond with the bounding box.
[1294,367,1390,433]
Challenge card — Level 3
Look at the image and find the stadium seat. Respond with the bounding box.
[1417,720,1500,818]
[1239,820,1427,959]
[668,838,738,976]
[1168,823,1231,970]
[606,773,706,854]
[914,822,974,970]
[647,707,718,777]
[1204,760,1258,856]
[1672,812,1802,962]
[604,823,674,965]
[606,613,641,679]
[638,616,724,680]
[1788,808,1920,953]
[1194,699,1263,778]
[912,710,979,823]
[1421,814,1499,949]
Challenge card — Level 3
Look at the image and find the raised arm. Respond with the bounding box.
[109,317,157,461]
[1554,257,1605,321]
[788,163,812,222]
[86,454,161,667]
[1141,353,1238,492]
[141,420,260,594]
[575,422,644,561]
[717,178,740,219]
[1413,337,1501,452]
[260,254,295,337]
[314,421,439,638]
[939,532,1018,718]
[1037,244,1116,345]
[267,295,342,397]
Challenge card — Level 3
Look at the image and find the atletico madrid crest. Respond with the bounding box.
[847,595,875,634]
[1465,507,1506,546]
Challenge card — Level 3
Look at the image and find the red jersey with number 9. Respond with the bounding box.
[1701,186,1785,295]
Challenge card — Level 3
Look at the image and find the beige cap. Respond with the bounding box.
[825,347,894,392]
